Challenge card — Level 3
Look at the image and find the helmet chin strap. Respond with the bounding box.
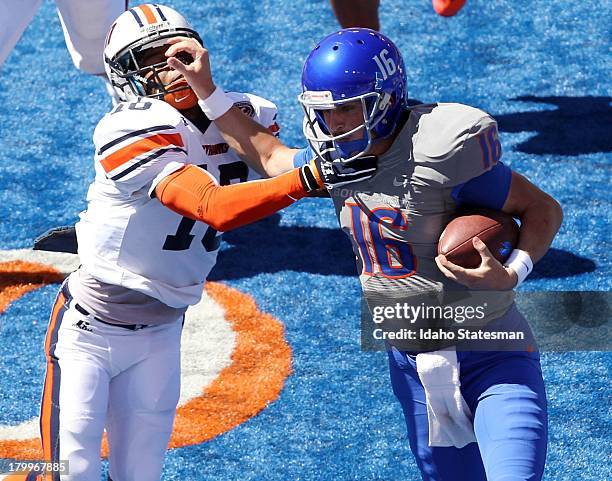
[335,129,381,160]
[163,78,198,110]
[335,138,369,160]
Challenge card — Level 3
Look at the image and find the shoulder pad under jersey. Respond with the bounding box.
[226,92,280,135]
[409,103,501,185]
[93,98,187,189]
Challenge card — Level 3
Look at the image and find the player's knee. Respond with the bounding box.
[60,414,105,451]
[58,437,102,481]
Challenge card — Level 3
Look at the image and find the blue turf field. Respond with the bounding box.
[0,0,610,480]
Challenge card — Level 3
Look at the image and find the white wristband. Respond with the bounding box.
[197,87,233,120]
[504,249,533,288]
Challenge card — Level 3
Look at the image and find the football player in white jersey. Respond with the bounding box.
[0,6,377,481]
[166,29,563,481]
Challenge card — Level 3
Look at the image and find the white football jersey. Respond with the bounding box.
[76,93,279,308]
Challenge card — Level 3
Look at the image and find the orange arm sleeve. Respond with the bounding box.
[155,165,308,232]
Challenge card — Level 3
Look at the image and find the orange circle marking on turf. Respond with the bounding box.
[0,259,292,460]
[0,261,64,313]
[167,282,292,449]
[102,282,292,454]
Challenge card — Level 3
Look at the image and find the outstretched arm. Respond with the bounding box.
[154,151,378,231]
[165,38,297,177]
[154,164,320,232]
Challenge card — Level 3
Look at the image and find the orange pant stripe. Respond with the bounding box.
[39,289,67,481]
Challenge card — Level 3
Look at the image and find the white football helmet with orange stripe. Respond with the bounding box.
[104,4,202,108]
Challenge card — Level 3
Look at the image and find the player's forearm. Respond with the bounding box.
[502,172,563,263]
[165,43,297,177]
[214,106,297,177]
[191,78,296,177]
[155,165,318,232]
[515,197,563,263]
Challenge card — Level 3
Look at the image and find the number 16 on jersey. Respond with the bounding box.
[348,203,417,279]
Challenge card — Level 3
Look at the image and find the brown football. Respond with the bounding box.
[438,209,519,269]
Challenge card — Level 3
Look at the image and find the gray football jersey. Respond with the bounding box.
[329,103,514,323]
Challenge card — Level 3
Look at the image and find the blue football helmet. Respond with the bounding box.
[298,29,407,162]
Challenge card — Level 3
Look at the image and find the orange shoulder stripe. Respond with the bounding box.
[100,132,184,173]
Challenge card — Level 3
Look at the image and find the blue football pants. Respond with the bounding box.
[388,314,548,480]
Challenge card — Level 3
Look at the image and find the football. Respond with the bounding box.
[438,209,519,268]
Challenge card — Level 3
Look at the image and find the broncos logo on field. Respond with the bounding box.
[0,250,291,460]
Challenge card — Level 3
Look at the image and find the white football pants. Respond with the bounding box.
[0,0,126,74]
[40,284,182,481]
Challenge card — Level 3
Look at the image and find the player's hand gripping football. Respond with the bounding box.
[435,237,519,290]
[165,37,216,100]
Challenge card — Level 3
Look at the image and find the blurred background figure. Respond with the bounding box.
[330,0,380,30]
[432,0,466,16]
[330,0,466,30]
[0,0,127,97]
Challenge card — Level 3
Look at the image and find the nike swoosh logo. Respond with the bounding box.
[174,94,190,103]
[393,176,408,187]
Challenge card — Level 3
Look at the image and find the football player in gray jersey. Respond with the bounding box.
[168,28,563,481]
